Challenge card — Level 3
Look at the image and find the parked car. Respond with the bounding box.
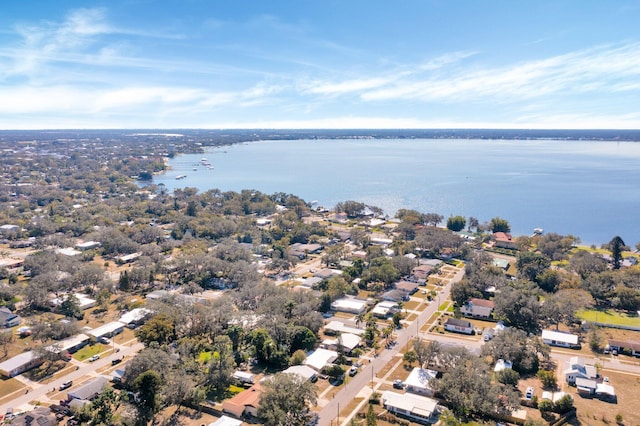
[59,381,73,391]
[111,357,123,366]
[393,379,404,389]
[525,387,534,400]
[349,366,358,376]
[88,355,100,362]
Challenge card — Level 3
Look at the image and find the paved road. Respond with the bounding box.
[0,341,144,414]
[317,266,466,426]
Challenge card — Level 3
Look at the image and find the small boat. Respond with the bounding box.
[176,175,187,180]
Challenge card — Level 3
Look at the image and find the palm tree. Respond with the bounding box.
[355,312,366,328]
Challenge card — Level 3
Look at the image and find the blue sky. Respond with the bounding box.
[1,1,639,129]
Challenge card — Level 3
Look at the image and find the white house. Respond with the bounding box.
[232,371,255,385]
[564,356,597,384]
[323,321,365,336]
[282,365,318,382]
[460,298,494,319]
[444,318,474,335]
[303,348,338,372]
[404,368,438,396]
[371,301,400,318]
[330,297,368,314]
[88,321,124,340]
[0,351,43,378]
[381,391,439,424]
[209,415,243,426]
[494,359,513,372]
[321,333,361,354]
[542,329,580,349]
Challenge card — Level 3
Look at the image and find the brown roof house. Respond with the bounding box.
[493,232,517,249]
[222,382,263,419]
[460,298,494,319]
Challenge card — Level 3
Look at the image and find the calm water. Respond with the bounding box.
[152,139,640,246]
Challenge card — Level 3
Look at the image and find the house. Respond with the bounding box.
[68,376,109,401]
[595,383,616,401]
[404,368,438,396]
[118,308,153,328]
[50,293,97,311]
[564,356,597,384]
[45,333,90,355]
[460,298,494,319]
[575,377,597,396]
[209,415,243,426]
[381,391,439,424]
[56,247,82,257]
[607,339,640,357]
[289,243,323,259]
[493,232,517,249]
[371,301,400,318]
[395,281,419,295]
[282,365,318,382]
[330,297,368,314]
[321,333,361,354]
[0,306,21,328]
[88,321,125,340]
[303,348,338,372]
[542,329,580,349]
[232,371,255,385]
[444,318,474,335]
[494,359,513,372]
[314,268,340,280]
[222,382,263,418]
[116,252,142,264]
[323,320,365,336]
[492,258,510,270]
[381,289,409,303]
[75,241,101,250]
[299,276,323,289]
[0,351,43,378]
[10,406,56,426]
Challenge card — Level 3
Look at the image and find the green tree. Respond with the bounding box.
[538,399,553,415]
[133,370,162,416]
[553,394,574,414]
[258,372,318,426]
[290,349,307,366]
[446,216,466,232]
[58,294,84,320]
[366,403,377,426]
[91,387,118,425]
[490,217,511,233]
[516,251,551,283]
[496,368,520,386]
[207,335,236,393]
[609,236,625,269]
[403,350,417,367]
[135,313,176,346]
[537,369,557,389]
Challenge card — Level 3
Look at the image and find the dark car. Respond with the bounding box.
[111,357,123,366]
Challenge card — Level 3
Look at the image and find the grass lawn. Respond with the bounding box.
[403,300,419,310]
[578,309,640,327]
[438,301,450,311]
[74,343,107,361]
[0,377,26,404]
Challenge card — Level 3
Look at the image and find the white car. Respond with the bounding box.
[88,355,100,362]
[525,387,534,400]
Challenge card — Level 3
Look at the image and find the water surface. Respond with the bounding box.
[152,139,640,246]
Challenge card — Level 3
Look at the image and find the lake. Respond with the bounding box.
[151,138,640,246]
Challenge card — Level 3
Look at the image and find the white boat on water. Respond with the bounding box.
[176,175,187,180]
